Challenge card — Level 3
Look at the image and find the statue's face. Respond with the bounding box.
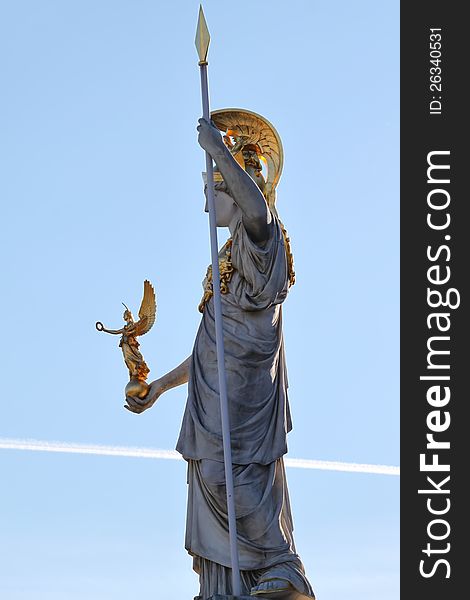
[204,186,240,228]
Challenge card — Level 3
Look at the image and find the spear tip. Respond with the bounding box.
[195,4,210,65]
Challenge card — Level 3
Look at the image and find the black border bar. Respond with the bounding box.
[400,2,466,598]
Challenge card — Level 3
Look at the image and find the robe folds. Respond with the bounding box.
[176,215,315,599]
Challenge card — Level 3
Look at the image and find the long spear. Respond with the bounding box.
[195,5,241,596]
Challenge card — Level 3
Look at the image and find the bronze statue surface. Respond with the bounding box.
[122,114,315,600]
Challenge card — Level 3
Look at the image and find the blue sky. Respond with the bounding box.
[0,1,399,599]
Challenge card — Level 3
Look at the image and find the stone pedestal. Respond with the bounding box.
[208,596,253,600]
[207,593,310,600]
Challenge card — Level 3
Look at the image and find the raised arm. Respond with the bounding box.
[125,356,191,414]
[197,118,271,243]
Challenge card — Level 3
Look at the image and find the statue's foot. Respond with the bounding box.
[251,578,293,596]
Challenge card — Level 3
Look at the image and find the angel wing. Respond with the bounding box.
[134,280,157,337]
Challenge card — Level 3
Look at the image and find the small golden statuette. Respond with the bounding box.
[96,280,156,400]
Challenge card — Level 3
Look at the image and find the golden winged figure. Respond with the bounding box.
[96,280,157,399]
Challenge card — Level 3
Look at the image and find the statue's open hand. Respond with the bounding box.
[124,379,165,414]
[197,118,225,155]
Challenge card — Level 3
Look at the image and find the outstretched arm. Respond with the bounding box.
[197,118,271,243]
[125,356,191,414]
[96,322,125,335]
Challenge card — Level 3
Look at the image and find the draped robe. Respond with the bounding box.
[176,215,315,599]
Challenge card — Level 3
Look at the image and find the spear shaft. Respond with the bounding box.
[195,6,241,596]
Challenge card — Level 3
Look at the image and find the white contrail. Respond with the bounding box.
[284,457,399,476]
[0,438,181,461]
[0,437,399,476]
